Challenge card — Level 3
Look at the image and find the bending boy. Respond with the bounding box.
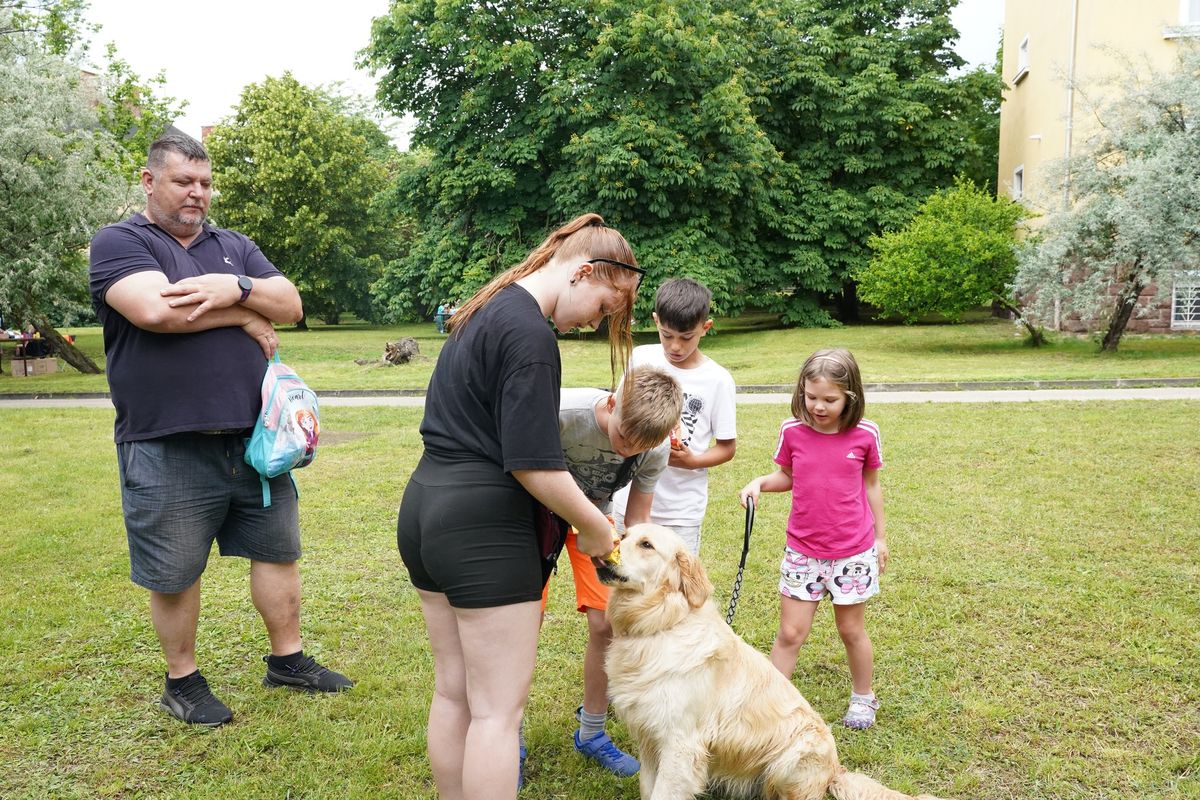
[545,365,682,778]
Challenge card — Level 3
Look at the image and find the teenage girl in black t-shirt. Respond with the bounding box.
[397,213,641,799]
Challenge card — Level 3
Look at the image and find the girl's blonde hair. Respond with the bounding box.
[791,348,866,432]
[447,213,638,380]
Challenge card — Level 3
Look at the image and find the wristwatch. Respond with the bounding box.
[236,275,253,303]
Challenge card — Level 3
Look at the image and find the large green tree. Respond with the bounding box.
[1014,45,1200,352]
[205,74,397,326]
[364,0,998,325]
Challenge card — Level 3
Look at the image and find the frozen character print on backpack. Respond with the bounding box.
[296,408,319,459]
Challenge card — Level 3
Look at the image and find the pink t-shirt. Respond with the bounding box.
[773,418,883,559]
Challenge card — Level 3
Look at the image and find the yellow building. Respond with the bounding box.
[997,0,1200,330]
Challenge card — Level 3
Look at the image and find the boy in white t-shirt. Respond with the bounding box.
[613,278,737,554]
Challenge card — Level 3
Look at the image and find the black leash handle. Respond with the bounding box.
[725,495,754,625]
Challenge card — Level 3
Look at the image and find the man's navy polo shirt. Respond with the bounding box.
[89,213,285,443]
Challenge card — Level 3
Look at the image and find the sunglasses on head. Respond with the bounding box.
[587,257,646,291]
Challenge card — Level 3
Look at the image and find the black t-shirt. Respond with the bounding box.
[420,284,566,474]
[88,214,284,443]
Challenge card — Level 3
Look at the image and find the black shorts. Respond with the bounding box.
[398,453,545,608]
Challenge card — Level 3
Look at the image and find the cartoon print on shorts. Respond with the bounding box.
[833,561,873,596]
[783,549,810,570]
[804,581,826,600]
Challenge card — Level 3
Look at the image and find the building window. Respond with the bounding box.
[1014,35,1030,83]
[1011,165,1024,200]
[1164,1,1200,36]
[1172,271,1200,330]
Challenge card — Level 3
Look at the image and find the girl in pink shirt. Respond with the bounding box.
[739,348,888,730]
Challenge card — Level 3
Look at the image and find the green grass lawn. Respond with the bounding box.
[1,401,1197,799]
[5,315,1200,393]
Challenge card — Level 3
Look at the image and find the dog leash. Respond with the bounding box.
[725,496,754,625]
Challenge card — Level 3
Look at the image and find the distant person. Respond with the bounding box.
[435,302,447,334]
[21,323,52,357]
[544,365,682,780]
[739,348,888,730]
[612,278,737,555]
[88,133,352,728]
[397,213,643,799]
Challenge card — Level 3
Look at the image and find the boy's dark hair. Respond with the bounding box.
[147,133,209,171]
[654,278,712,330]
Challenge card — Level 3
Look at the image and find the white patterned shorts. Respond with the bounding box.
[778,543,880,605]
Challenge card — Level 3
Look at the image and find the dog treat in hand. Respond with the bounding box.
[602,526,622,564]
[669,426,684,451]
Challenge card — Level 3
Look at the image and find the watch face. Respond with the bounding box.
[238,276,253,292]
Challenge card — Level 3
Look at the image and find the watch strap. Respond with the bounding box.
[237,275,252,303]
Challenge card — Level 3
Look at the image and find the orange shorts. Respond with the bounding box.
[540,531,610,613]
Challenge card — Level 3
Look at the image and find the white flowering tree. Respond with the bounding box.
[1014,45,1200,352]
[0,4,134,372]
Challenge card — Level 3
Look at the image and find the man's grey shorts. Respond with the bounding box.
[116,434,301,593]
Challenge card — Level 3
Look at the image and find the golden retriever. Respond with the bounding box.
[598,523,950,800]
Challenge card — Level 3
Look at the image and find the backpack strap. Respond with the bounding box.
[257,470,301,508]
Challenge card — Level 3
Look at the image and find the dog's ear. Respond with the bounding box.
[676,550,713,609]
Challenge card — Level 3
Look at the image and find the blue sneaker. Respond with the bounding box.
[573,729,639,777]
[518,744,527,790]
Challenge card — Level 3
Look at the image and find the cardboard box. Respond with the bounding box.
[10,357,58,377]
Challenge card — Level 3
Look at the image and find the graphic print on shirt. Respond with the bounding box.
[677,393,704,447]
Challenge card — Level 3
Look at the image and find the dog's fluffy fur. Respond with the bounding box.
[599,523,949,800]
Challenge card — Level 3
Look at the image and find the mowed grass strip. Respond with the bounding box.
[0,401,1197,799]
[6,316,1200,394]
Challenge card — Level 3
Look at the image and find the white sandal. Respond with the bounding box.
[842,693,879,729]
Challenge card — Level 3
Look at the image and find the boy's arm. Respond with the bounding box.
[864,468,888,574]
[668,437,736,470]
[622,487,655,527]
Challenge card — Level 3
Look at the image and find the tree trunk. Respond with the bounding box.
[837,282,860,323]
[295,314,309,331]
[995,298,1046,347]
[32,316,102,374]
[1100,260,1146,353]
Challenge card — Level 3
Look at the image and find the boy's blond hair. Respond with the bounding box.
[616,366,683,452]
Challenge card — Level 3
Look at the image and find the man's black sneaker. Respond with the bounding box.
[159,671,233,727]
[262,653,354,692]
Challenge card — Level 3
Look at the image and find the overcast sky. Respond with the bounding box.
[83,0,1005,150]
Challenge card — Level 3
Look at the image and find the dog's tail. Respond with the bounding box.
[828,767,950,800]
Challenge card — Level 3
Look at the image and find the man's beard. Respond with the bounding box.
[154,205,206,237]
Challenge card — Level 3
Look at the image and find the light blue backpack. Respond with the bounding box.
[244,353,319,506]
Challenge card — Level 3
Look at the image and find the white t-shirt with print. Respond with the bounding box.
[611,345,737,526]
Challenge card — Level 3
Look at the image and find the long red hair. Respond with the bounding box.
[448,213,638,381]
